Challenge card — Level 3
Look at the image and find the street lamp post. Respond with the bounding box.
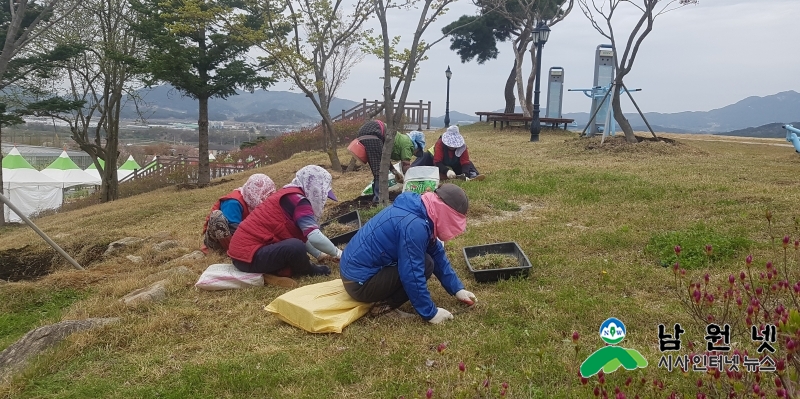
[444,66,452,128]
[530,21,550,142]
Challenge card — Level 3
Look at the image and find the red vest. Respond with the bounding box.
[202,190,250,235]
[227,187,306,263]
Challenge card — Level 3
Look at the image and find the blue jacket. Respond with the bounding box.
[340,192,464,320]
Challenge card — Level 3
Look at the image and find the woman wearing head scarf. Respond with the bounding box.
[411,126,483,181]
[391,130,426,174]
[202,173,275,254]
[340,184,478,323]
[354,120,405,202]
[228,165,339,287]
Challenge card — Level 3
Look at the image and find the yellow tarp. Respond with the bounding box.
[264,279,372,333]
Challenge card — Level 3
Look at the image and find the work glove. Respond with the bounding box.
[316,253,330,262]
[334,248,343,260]
[428,307,454,324]
[446,170,456,179]
[455,290,477,306]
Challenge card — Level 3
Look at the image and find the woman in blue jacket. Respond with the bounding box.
[340,184,477,323]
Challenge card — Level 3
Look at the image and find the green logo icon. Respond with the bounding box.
[580,318,648,378]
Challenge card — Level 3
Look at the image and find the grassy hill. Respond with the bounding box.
[2,126,800,397]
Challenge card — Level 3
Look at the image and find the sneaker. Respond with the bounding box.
[310,264,331,276]
[264,274,298,288]
[369,301,395,317]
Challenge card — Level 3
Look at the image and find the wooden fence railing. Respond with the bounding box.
[333,99,432,130]
[119,155,262,185]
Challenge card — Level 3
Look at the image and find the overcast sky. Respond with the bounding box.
[270,0,800,118]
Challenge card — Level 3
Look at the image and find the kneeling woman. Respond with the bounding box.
[202,173,275,253]
[228,165,342,286]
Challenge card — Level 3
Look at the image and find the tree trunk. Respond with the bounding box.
[525,44,537,115]
[320,112,341,172]
[99,152,118,201]
[503,61,516,113]
[198,96,210,185]
[513,39,530,117]
[612,77,636,142]
[345,156,357,172]
[377,1,393,205]
[0,125,4,226]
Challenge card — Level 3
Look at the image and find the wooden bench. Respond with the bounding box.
[475,111,522,122]
[481,113,574,130]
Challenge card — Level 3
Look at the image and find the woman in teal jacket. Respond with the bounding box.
[340,184,477,323]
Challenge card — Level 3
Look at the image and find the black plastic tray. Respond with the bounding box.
[462,242,531,283]
[329,230,358,247]
[321,211,362,246]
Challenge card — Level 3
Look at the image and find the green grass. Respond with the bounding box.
[2,126,800,398]
[645,222,752,269]
[0,287,87,351]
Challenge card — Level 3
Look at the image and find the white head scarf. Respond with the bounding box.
[442,125,467,157]
[283,165,336,219]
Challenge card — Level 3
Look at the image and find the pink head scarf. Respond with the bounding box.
[420,192,467,242]
[240,173,276,211]
[283,165,337,220]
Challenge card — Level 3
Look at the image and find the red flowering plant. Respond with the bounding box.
[666,212,800,398]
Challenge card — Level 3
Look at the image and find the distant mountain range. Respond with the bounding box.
[123,85,360,124]
[125,86,799,136]
[720,122,800,139]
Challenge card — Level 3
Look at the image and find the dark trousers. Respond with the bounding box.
[232,238,313,276]
[343,254,434,308]
[410,152,479,179]
[411,152,434,167]
[451,161,480,178]
[371,177,380,203]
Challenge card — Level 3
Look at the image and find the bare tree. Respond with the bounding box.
[259,0,371,172]
[26,0,144,202]
[579,0,697,142]
[0,0,80,224]
[368,0,479,203]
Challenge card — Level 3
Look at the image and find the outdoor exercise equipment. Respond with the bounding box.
[568,44,657,143]
[569,84,644,141]
[545,67,565,119]
[784,125,800,153]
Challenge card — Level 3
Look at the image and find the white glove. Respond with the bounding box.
[334,248,343,259]
[455,290,477,306]
[446,170,456,179]
[428,308,454,324]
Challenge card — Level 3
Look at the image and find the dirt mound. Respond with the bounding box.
[0,246,57,282]
[565,134,707,156]
[0,242,107,282]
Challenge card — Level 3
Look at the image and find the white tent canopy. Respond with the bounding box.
[117,155,141,181]
[84,158,104,182]
[2,147,63,223]
[41,150,101,187]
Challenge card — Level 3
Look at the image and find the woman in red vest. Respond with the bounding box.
[202,173,276,253]
[228,165,340,287]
